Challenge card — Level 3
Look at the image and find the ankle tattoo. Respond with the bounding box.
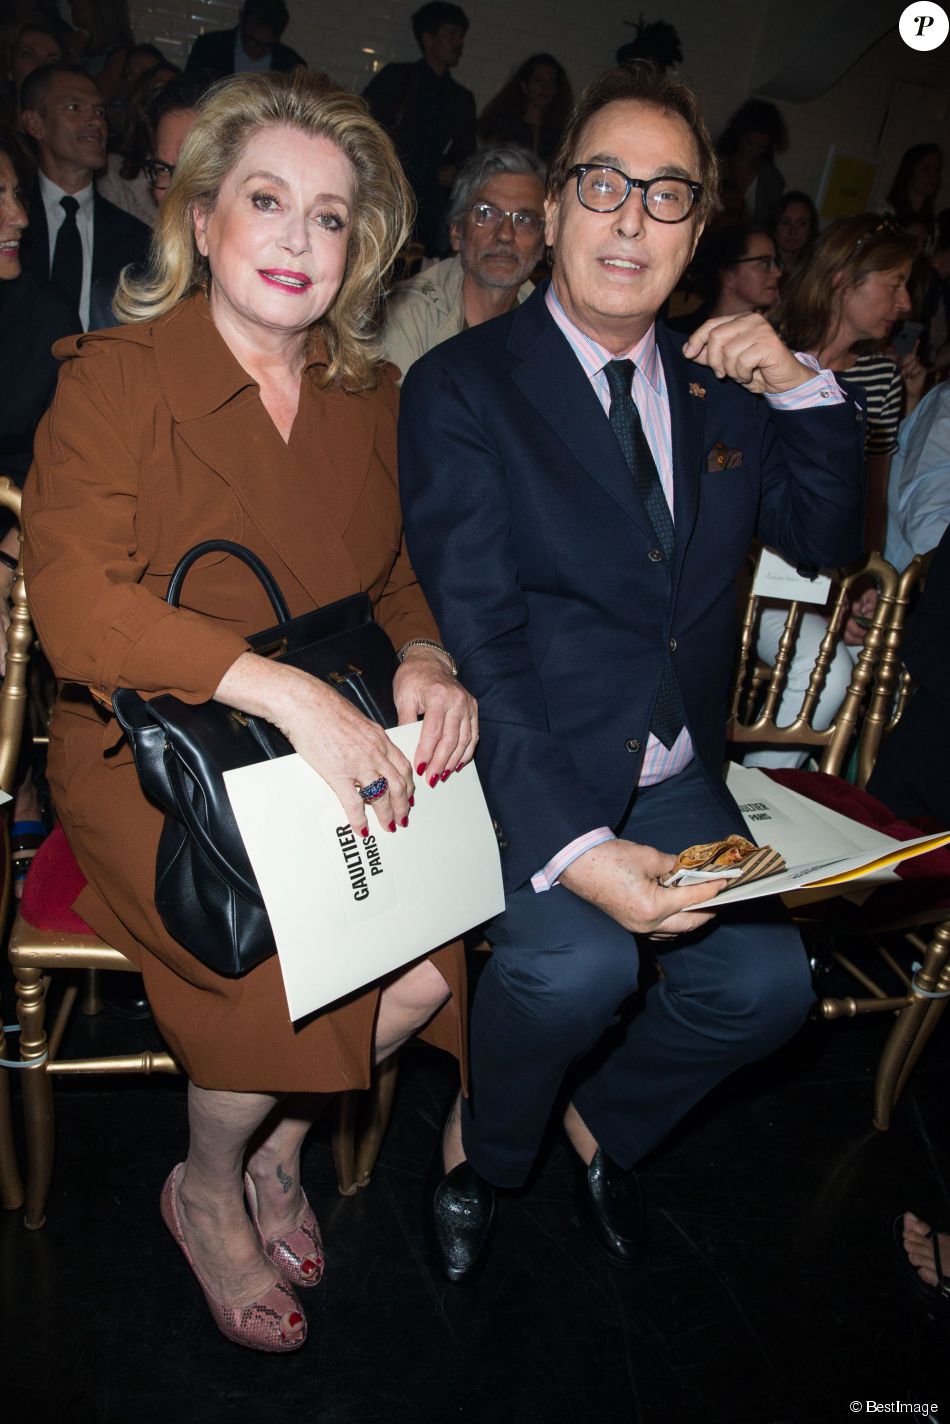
[276,1163,294,1194]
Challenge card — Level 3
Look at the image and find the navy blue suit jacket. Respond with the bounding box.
[22,187,150,326]
[399,285,866,890]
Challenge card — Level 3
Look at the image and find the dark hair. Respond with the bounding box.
[0,122,34,189]
[935,208,950,255]
[615,19,683,70]
[240,0,290,33]
[688,223,772,304]
[9,19,64,65]
[774,189,818,245]
[886,144,943,222]
[411,2,468,47]
[19,61,93,116]
[547,63,720,227]
[477,53,572,148]
[121,42,165,77]
[117,62,180,179]
[775,213,917,354]
[148,70,214,139]
[716,99,788,162]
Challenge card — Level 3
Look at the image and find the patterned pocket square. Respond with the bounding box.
[706,442,743,472]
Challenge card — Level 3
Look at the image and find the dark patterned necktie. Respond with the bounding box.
[50,195,82,313]
[604,358,685,749]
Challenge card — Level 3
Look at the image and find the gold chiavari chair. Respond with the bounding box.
[727,552,900,774]
[0,478,31,1215]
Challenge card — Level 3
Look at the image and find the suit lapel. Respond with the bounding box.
[656,322,706,583]
[24,192,49,279]
[509,293,654,538]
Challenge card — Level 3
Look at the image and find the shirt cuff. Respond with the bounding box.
[531,829,616,893]
[765,353,845,411]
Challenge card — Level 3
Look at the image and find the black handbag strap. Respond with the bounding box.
[166,541,291,623]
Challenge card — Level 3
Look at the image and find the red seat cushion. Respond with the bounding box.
[762,769,950,921]
[19,823,97,936]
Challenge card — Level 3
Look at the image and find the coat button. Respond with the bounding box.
[669,637,677,651]
[647,548,662,562]
[625,738,640,753]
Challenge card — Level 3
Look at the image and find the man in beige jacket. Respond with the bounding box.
[382,146,545,382]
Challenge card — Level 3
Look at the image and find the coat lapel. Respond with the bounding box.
[509,291,654,539]
[656,322,706,585]
[153,296,363,609]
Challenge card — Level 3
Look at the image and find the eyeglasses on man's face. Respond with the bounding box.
[144,158,175,190]
[730,254,783,272]
[566,164,701,223]
[463,202,543,235]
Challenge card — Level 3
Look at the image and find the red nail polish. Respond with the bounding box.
[388,820,396,833]
[440,771,450,782]
[429,774,438,787]
[359,825,369,838]
[417,761,427,774]
[455,763,464,773]
[409,795,415,807]
[400,816,409,828]
[288,1312,303,1327]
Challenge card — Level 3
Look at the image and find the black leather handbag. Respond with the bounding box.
[112,540,399,976]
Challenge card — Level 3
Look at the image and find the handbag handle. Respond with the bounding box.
[165,540,291,623]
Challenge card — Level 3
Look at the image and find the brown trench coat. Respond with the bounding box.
[23,294,466,1092]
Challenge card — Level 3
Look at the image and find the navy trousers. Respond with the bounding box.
[461,760,814,1187]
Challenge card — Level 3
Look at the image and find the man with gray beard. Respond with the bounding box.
[381,146,544,382]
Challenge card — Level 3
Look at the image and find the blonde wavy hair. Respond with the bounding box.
[114,70,414,389]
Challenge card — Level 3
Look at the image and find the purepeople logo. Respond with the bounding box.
[899,1,949,48]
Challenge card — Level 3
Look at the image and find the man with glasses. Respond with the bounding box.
[185,0,305,79]
[399,64,866,1281]
[382,147,544,382]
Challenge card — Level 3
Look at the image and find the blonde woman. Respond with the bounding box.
[25,70,475,1353]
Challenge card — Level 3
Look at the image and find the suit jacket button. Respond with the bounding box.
[669,637,677,651]
[625,738,640,753]
[647,548,662,562]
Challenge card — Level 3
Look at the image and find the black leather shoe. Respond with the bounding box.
[573,1147,647,1268]
[428,1160,496,1284]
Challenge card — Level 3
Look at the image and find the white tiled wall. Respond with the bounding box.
[129,0,950,210]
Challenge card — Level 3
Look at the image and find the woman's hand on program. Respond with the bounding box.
[393,650,478,786]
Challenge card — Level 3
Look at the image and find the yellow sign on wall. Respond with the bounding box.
[819,150,878,220]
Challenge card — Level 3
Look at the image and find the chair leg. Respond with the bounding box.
[81,968,103,1017]
[353,1053,400,1189]
[0,1018,24,1211]
[13,965,54,1229]
[331,1091,360,1197]
[873,920,950,1131]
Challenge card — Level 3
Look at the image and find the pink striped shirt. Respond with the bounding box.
[532,286,844,891]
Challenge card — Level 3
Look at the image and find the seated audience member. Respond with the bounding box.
[381,145,544,381]
[477,54,572,164]
[883,143,943,247]
[773,189,818,281]
[24,68,472,1355]
[745,215,921,771]
[716,98,787,227]
[885,380,950,571]
[667,223,780,336]
[0,126,74,885]
[103,41,166,137]
[363,2,475,256]
[868,522,950,825]
[96,60,179,226]
[19,61,149,330]
[3,20,63,127]
[65,0,135,103]
[615,18,683,71]
[398,62,864,1283]
[919,209,950,371]
[186,0,305,78]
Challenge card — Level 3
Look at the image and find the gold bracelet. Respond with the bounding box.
[398,638,458,677]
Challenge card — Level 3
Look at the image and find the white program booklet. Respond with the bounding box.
[224,723,505,1021]
[751,547,832,605]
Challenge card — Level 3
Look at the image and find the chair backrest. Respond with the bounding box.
[0,478,34,799]
[727,551,900,777]
[853,548,935,789]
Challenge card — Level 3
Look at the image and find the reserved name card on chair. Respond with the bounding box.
[751,548,832,605]
[223,724,504,1020]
